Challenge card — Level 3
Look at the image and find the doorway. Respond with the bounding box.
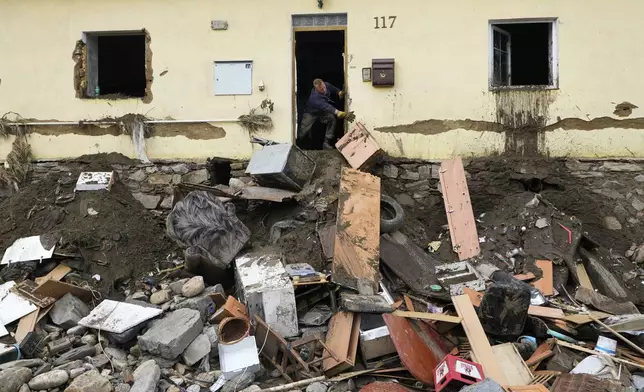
[293,29,346,150]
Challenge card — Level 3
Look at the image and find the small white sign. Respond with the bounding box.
[455,360,482,380]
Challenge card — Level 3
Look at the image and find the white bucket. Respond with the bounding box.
[595,336,617,356]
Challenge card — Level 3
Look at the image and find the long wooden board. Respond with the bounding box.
[392,310,462,324]
[452,295,506,384]
[380,231,443,295]
[576,264,594,290]
[439,158,480,260]
[556,340,644,370]
[528,306,565,319]
[533,260,554,296]
[333,168,381,292]
[491,343,533,386]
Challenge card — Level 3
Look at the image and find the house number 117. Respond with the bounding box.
[374,16,397,29]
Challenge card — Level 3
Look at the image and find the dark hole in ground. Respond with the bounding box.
[492,22,551,86]
[208,158,232,185]
[98,34,146,97]
[514,178,563,193]
[295,30,345,150]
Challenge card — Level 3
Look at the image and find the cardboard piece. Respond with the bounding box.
[333,168,381,292]
[34,264,72,285]
[78,300,163,333]
[34,280,93,303]
[335,122,384,171]
[439,158,480,260]
[533,260,554,296]
[452,294,506,384]
[323,312,361,377]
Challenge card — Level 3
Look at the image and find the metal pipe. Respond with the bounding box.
[3,119,240,126]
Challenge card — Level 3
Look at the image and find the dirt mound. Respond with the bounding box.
[0,156,173,296]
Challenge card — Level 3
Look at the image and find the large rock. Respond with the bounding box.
[0,360,44,371]
[203,326,219,357]
[64,370,111,392]
[182,334,211,366]
[599,162,643,172]
[604,216,623,230]
[149,290,173,305]
[181,169,209,184]
[28,370,69,390]
[174,296,214,322]
[132,193,161,210]
[50,294,90,329]
[0,367,33,392]
[131,361,160,392]
[169,279,189,295]
[182,277,205,298]
[137,309,203,359]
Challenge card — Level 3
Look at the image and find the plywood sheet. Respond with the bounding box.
[491,343,533,386]
[392,310,462,324]
[333,168,380,292]
[380,231,443,295]
[576,264,594,290]
[563,311,611,325]
[439,158,480,260]
[15,310,38,343]
[452,295,506,384]
[533,260,554,296]
[34,264,72,285]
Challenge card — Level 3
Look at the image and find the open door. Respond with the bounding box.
[293,29,346,150]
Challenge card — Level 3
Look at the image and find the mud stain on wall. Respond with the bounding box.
[495,89,556,156]
[613,102,638,117]
[375,119,503,135]
[29,123,226,140]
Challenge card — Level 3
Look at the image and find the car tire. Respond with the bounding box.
[380,195,405,234]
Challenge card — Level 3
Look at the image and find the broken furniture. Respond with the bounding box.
[323,311,361,377]
[75,171,115,191]
[245,143,316,192]
[235,252,298,338]
[436,261,485,296]
[335,122,384,171]
[359,314,397,362]
[333,167,381,293]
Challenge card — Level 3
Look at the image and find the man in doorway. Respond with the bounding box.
[298,78,347,149]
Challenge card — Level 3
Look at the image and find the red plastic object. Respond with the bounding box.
[360,382,409,392]
[435,355,485,392]
[383,313,448,384]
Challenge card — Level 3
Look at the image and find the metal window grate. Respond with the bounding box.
[292,13,347,27]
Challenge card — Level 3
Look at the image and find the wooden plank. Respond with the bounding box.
[563,311,612,325]
[491,343,533,386]
[34,264,71,285]
[528,306,564,319]
[440,158,480,260]
[507,386,548,392]
[463,287,483,307]
[15,310,38,343]
[403,295,415,312]
[525,350,554,367]
[333,168,381,292]
[452,295,506,384]
[533,260,553,296]
[33,280,93,303]
[589,314,644,357]
[556,340,644,370]
[392,310,462,324]
[323,312,360,376]
[576,264,593,290]
[380,231,443,294]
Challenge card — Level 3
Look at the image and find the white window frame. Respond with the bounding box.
[488,18,559,90]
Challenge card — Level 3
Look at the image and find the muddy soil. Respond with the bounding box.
[0,154,173,296]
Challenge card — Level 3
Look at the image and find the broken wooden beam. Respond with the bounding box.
[332,168,381,292]
[391,310,462,324]
[322,311,361,377]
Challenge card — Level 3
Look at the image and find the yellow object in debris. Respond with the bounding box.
[428,241,442,252]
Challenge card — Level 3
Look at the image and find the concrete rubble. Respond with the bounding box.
[0,145,643,392]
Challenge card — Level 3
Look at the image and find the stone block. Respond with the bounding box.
[171,164,190,174]
[182,169,209,185]
[169,279,189,295]
[64,370,112,392]
[400,170,420,181]
[132,193,161,209]
[147,174,173,185]
[182,276,205,298]
[599,162,643,172]
[0,368,33,392]
[418,165,432,179]
[149,290,173,305]
[174,296,215,322]
[382,165,399,179]
[235,253,298,338]
[632,197,644,211]
[203,326,219,357]
[138,309,203,359]
[28,370,69,390]
[182,334,211,366]
[604,216,623,231]
[129,170,147,182]
[54,346,97,366]
[50,294,90,329]
[230,162,247,170]
[405,179,431,191]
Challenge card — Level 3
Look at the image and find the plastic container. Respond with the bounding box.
[595,336,617,356]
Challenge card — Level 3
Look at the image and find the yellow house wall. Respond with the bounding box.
[0,0,643,161]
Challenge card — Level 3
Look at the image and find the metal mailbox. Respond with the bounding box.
[372,58,395,86]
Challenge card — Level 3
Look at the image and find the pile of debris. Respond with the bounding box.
[0,122,643,392]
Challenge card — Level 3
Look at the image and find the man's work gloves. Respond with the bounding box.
[337,110,356,123]
[339,91,344,99]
